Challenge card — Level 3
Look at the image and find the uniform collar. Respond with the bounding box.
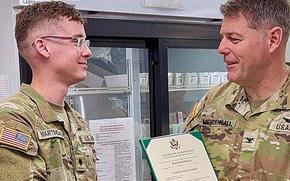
[255,72,290,112]
[226,73,290,116]
[225,85,250,116]
[20,84,73,123]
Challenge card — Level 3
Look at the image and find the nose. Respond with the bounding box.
[218,37,230,55]
[82,44,92,59]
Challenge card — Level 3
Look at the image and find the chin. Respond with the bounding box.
[70,76,87,85]
[80,75,87,81]
[78,72,87,81]
[227,74,238,84]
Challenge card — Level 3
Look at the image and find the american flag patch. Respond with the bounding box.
[0,127,31,151]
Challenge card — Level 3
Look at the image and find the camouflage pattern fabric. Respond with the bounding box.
[184,76,290,181]
[0,84,97,181]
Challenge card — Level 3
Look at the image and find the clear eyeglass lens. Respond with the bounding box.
[85,40,90,48]
[76,38,90,51]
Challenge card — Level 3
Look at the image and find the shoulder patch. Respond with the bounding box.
[185,102,202,124]
[0,127,31,151]
[184,102,202,132]
[191,101,201,118]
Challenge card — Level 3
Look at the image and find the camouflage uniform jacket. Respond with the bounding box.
[0,84,97,181]
[184,78,290,181]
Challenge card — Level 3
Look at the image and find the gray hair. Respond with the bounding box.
[220,0,290,43]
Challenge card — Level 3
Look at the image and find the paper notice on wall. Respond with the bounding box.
[0,75,10,101]
[89,117,136,181]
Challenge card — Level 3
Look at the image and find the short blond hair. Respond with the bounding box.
[15,1,86,51]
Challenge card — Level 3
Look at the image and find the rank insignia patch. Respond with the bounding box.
[0,127,31,151]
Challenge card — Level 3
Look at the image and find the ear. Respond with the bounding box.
[33,38,50,58]
[268,26,283,53]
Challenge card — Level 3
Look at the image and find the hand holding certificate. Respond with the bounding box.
[140,131,218,181]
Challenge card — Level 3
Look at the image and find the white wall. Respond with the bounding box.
[13,0,226,19]
[0,0,20,96]
[76,0,225,19]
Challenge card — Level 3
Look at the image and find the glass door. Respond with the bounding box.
[168,48,225,134]
[66,44,150,181]
[157,39,224,134]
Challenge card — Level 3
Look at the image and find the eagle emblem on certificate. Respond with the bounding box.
[170,138,180,150]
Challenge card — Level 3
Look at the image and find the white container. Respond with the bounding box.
[168,72,174,86]
[210,72,221,86]
[198,72,211,86]
[184,72,198,87]
[169,112,184,134]
[175,72,184,86]
[139,73,148,87]
[104,74,128,87]
[169,111,183,124]
[141,118,150,138]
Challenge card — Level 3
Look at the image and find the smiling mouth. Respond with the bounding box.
[78,62,87,65]
[226,62,237,66]
[224,60,239,71]
[225,58,239,65]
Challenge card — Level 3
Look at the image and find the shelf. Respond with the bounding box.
[169,86,211,92]
[67,86,211,96]
[141,85,211,93]
[67,87,131,96]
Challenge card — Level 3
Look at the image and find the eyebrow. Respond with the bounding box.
[72,34,86,38]
[221,32,243,38]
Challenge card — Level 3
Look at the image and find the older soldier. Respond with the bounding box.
[0,1,97,180]
[184,0,290,180]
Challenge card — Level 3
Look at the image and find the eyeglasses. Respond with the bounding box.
[40,35,90,52]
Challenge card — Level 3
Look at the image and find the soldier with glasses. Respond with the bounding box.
[0,1,97,180]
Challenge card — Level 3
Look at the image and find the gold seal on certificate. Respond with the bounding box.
[140,131,218,181]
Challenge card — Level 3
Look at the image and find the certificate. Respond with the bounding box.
[140,131,218,181]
